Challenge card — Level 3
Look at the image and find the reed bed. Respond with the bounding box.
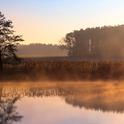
[1,60,124,81]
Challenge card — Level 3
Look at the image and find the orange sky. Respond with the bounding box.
[1,0,124,44]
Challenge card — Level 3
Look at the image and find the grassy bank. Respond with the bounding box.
[1,60,124,81]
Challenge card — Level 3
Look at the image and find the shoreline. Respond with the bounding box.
[1,60,124,82]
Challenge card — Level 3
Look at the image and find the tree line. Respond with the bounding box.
[63,25,124,59]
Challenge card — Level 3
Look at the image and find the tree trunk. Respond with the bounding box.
[0,51,3,72]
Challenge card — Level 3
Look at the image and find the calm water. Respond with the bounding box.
[1,81,124,124]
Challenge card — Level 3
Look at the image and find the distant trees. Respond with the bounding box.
[63,25,124,59]
[17,43,67,57]
[0,12,23,72]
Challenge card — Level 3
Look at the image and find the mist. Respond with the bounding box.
[64,25,124,60]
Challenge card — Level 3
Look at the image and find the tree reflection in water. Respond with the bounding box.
[1,82,124,122]
[22,83,124,113]
[0,88,23,124]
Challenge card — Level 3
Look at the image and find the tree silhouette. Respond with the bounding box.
[0,12,23,72]
[63,25,124,59]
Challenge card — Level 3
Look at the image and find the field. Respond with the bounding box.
[1,58,124,82]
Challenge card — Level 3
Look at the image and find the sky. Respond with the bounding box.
[1,0,124,44]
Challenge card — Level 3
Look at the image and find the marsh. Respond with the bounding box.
[1,81,124,124]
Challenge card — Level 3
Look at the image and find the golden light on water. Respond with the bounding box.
[1,81,124,124]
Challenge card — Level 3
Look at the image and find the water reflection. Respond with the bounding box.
[1,82,124,124]
[0,88,23,124]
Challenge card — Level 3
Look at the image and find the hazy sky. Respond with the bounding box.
[1,0,124,44]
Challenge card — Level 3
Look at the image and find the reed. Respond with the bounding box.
[1,60,124,81]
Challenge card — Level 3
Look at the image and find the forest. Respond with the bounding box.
[63,25,124,59]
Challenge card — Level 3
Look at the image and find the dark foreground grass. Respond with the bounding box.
[1,60,124,82]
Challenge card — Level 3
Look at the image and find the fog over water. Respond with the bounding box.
[1,81,124,124]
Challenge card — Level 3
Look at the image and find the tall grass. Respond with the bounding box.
[1,60,124,81]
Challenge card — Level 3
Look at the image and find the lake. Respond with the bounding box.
[0,81,124,124]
